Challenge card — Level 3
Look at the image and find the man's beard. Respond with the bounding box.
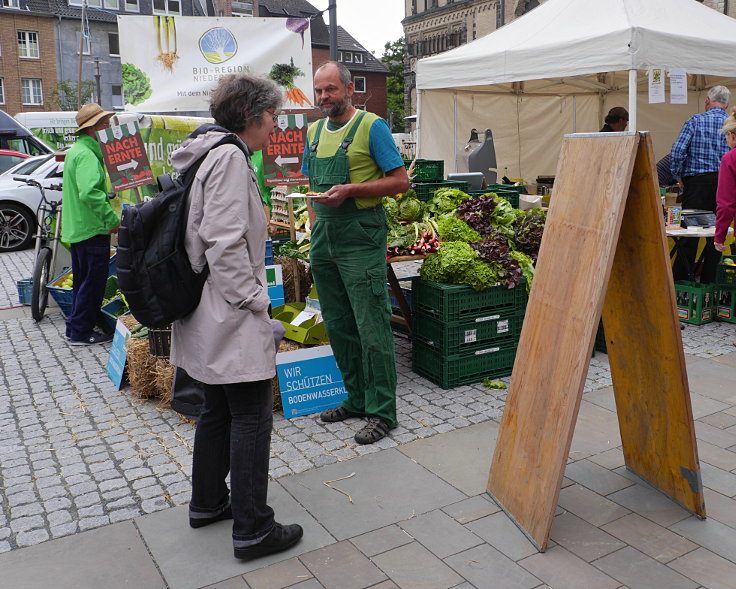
[319,94,350,118]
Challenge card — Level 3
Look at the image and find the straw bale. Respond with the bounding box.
[275,256,313,302]
[126,335,159,398]
[154,359,175,406]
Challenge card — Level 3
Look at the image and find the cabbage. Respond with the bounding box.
[382,197,400,224]
[399,197,424,222]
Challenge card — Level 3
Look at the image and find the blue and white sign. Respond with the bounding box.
[266,264,285,308]
[276,345,346,419]
[106,319,132,388]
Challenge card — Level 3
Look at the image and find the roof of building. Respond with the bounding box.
[336,26,388,74]
[29,0,206,22]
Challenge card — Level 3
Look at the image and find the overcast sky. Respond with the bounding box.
[309,0,406,57]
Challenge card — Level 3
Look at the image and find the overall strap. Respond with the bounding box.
[309,118,328,152]
[339,110,367,152]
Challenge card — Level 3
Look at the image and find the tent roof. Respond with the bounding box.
[416,0,736,91]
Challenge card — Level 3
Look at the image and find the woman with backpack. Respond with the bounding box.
[169,74,303,560]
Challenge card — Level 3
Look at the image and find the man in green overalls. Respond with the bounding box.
[301,62,409,444]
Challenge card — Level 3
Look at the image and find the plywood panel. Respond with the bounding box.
[602,134,705,517]
[487,133,640,550]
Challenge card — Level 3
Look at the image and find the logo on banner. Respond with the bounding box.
[199,28,238,64]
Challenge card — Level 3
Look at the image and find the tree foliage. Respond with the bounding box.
[381,37,406,133]
[50,80,96,111]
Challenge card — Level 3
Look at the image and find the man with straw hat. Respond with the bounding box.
[61,103,120,345]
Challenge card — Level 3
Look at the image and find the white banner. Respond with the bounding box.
[118,16,314,112]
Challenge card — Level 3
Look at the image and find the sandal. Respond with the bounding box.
[354,417,392,445]
[320,406,361,423]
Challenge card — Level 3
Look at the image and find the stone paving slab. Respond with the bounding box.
[397,420,498,496]
[0,520,166,589]
[278,449,465,541]
[135,483,335,589]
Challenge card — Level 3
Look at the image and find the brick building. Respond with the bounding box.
[0,0,58,114]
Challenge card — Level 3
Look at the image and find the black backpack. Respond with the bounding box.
[117,125,247,329]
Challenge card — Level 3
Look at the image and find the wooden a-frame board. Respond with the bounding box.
[487,132,705,552]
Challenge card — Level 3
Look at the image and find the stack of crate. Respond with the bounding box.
[675,281,716,325]
[410,278,528,389]
[715,254,736,323]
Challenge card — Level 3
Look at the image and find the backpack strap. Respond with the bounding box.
[172,134,249,280]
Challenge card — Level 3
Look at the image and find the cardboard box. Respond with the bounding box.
[665,206,682,230]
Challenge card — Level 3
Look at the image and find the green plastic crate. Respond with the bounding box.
[716,255,736,287]
[412,340,517,389]
[414,180,468,202]
[465,189,520,208]
[403,159,444,182]
[412,309,524,355]
[675,281,716,325]
[715,286,736,323]
[411,278,527,323]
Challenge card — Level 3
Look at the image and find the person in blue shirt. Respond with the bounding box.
[669,85,730,283]
[300,61,409,445]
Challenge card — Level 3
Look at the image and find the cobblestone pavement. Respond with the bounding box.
[1,249,734,555]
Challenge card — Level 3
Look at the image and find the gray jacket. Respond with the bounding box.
[169,129,274,385]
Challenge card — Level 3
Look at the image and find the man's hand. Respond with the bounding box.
[715,241,726,252]
[677,178,684,191]
[312,184,351,207]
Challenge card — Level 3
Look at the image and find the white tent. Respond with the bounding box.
[415,0,736,181]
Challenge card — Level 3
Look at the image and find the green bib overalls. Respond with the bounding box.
[306,113,397,427]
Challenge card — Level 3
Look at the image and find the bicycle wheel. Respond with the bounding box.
[31,247,52,322]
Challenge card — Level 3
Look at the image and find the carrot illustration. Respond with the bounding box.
[269,58,312,106]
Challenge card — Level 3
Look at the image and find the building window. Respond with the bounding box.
[0,78,5,105]
[70,0,102,6]
[18,31,40,59]
[231,0,254,16]
[112,85,123,108]
[343,52,353,63]
[2,0,20,8]
[109,32,119,56]
[337,51,342,61]
[153,0,181,15]
[124,0,140,11]
[354,53,363,64]
[354,76,366,93]
[76,31,91,55]
[104,0,119,8]
[21,79,43,105]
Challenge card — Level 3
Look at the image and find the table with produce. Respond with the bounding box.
[273,185,547,388]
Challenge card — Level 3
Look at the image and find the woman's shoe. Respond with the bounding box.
[189,502,233,528]
[234,522,304,560]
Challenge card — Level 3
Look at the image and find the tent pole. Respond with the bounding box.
[453,93,458,173]
[572,96,577,133]
[416,90,423,158]
[628,69,637,132]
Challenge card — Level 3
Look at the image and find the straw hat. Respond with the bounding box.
[75,103,114,134]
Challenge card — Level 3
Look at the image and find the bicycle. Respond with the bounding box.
[15,177,63,321]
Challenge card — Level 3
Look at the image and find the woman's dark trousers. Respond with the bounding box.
[189,380,275,546]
